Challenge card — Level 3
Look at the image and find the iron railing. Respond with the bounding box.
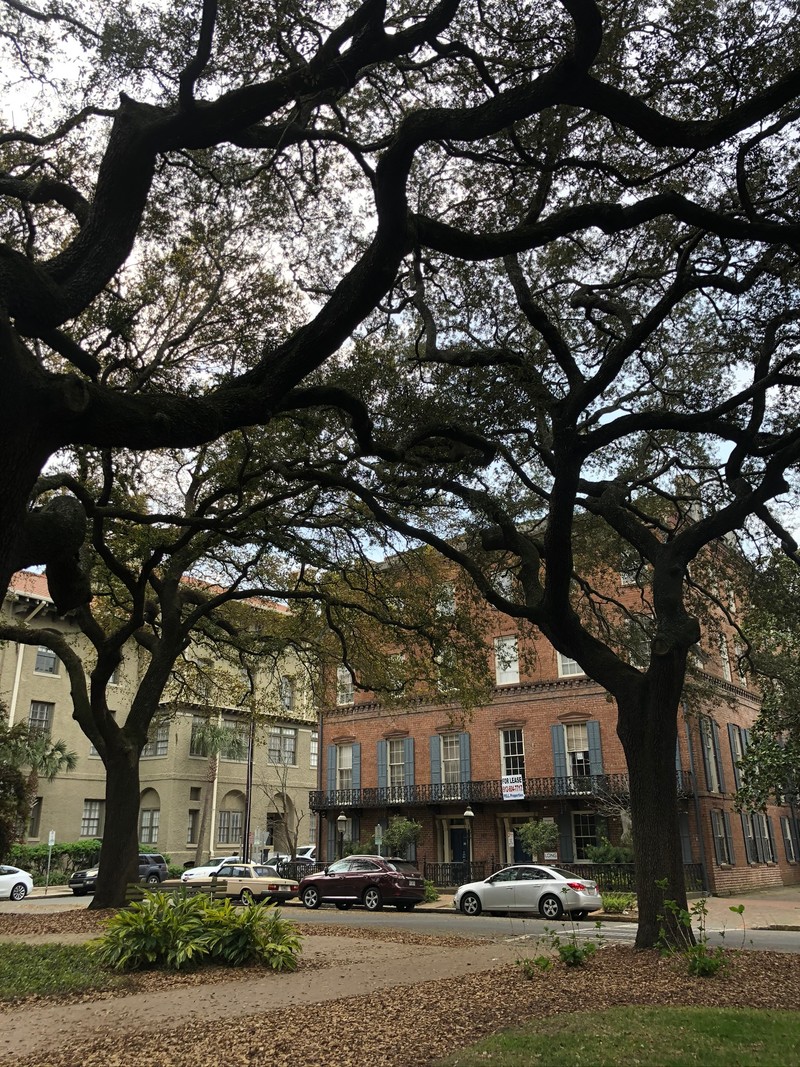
[311,771,693,812]
[423,859,706,891]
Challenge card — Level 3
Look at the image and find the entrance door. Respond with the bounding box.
[450,826,469,883]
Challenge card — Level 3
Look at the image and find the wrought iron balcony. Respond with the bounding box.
[310,770,693,811]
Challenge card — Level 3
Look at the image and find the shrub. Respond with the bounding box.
[601,892,636,914]
[93,890,302,972]
[423,879,439,903]
[584,838,634,864]
[8,840,102,877]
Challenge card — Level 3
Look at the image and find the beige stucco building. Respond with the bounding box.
[2,571,320,866]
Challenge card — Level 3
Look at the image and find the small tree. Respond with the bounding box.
[381,817,423,859]
[515,820,559,863]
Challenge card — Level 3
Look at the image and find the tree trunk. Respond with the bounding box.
[195,754,219,866]
[89,743,141,909]
[617,680,692,949]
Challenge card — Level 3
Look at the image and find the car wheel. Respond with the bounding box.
[302,886,322,909]
[10,882,27,901]
[460,892,482,916]
[395,902,415,911]
[540,894,564,920]
[146,874,160,884]
[240,887,256,906]
[335,902,353,910]
[363,887,383,911]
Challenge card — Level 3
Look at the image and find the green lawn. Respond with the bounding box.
[0,942,129,1001]
[435,1006,800,1067]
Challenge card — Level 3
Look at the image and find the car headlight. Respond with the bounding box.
[86,869,99,878]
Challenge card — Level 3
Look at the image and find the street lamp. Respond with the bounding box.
[463,805,474,878]
[337,812,347,859]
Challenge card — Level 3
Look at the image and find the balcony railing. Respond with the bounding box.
[310,771,693,811]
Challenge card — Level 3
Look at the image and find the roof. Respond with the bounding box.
[8,570,52,602]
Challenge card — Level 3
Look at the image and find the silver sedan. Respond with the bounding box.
[453,864,602,919]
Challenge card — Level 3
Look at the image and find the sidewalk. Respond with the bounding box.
[24,882,800,929]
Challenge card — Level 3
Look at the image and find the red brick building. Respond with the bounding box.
[311,601,800,895]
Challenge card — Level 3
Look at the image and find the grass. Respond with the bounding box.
[0,942,127,1001]
[435,1006,800,1066]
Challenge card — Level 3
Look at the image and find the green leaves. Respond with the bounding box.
[93,889,303,971]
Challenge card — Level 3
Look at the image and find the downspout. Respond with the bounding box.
[209,710,223,857]
[683,703,711,893]
[8,599,46,726]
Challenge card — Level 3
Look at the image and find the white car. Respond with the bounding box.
[453,864,603,919]
[0,865,34,901]
[181,855,241,882]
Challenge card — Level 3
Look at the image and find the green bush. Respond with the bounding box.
[601,892,636,914]
[93,890,302,972]
[584,838,634,863]
[167,864,184,879]
[8,840,102,876]
[423,879,439,903]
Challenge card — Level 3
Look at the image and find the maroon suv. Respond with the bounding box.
[299,855,425,911]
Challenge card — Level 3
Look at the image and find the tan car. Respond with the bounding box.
[187,862,299,905]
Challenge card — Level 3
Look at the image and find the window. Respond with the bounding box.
[565,723,591,779]
[28,700,53,736]
[336,743,353,791]
[573,812,598,859]
[310,730,319,769]
[220,720,248,761]
[728,724,746,789]
[268,726,297,765]
[35,645,59,674]
[441,734,460,785]
[501,728,525,777]
[388,738,405,792]
[308,812,317,843]
[718,636,732,682]
[336,665,354,706]
[781,817,797,863]
[557,653,584,678]
[108,666,120,686]
[699,715,723,792]
[494,635,520,685]
[711,810,733,865]
[279,675,295,710]
[80,799,104,837]
[139,808,160,844]
[218,809,242,845]
[190,716,209,757]
[187,809,199,844]
[742,812,775,864]
[142,722,169,758]
[28,798,42,838]
[189,787,201,801]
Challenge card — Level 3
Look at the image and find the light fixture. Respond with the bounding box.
[337,811,347,828]
[463,805,475,819]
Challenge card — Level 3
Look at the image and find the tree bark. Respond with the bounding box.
[88,742,141,909]
[617,676,692,949]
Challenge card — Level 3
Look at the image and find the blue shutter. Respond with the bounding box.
[352,743,361,793]
[587,721,603,776]
[459,732,471,784]
[377,740,387,790]
[711,720,726,792]
[430,736,442,786]
[551,725,567,780]
[675,739,682,773]
[699,718,713,790]
[326,817,336,863]
[727,724,741,789]
[557,813,573,862]
[743,729,751,749]
[723,811,736,865]
[765,816,776,863]
[404,737,415,787]
[326,745,336,794]
[710,813,722,865]
[351,814,360,849]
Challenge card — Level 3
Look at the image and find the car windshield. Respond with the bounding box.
[384,861,419,875]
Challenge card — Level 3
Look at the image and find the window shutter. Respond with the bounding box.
[377,740,387,790]
[404,737,415,787]
[741,813,756,863]
[327,818,336,862]
[727,724,741,789]
[326,745,336,793]
[679,812,692,863]
[459,732,471,783]
[765,816,776,863]
[551,725,567,780]
[429,736,442,786]
[675,739,682,773]
[710,813,722,865]
[752,814,767,863]
[587,720,603,776]
[711,720,726,792]
[723,811,736,865]
[351,814,360,848]
[557,813,573,862]
[742,729,751,749]
[352,743,361,793]
[699,718,713,790]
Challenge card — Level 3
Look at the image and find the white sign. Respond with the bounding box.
[501,774,525,800]
[374,823,383,843]
[544,851,558,862]
[48,830,56,847]
[506,831,515,853]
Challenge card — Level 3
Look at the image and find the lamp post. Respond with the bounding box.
[463,805,474,880]
[337,812,347,859]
